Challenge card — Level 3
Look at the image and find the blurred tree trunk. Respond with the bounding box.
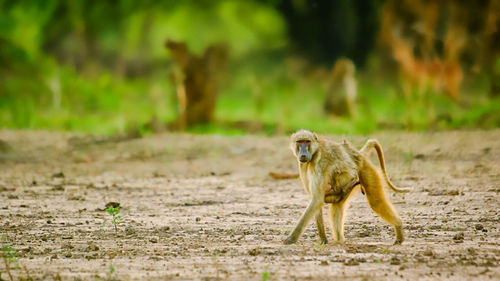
[483,0,500,98]
[165,40,227,130]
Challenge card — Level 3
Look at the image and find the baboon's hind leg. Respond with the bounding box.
[315,211,328,244]
[328,203,346,243]
[360,163,404,244]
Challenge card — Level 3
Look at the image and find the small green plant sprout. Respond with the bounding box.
[261,271,270,281]
[105,206,123,233]
[314,241,326,251]
[402,151,415,164]
[106,263,115,281]
[211,250,221,279]
[1,240,18,281]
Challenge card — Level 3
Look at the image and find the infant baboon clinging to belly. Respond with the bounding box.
[285,129,411,245]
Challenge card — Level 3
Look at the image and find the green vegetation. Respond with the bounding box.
[1,1,498,135]
[106,263,115,281]
[314,241,327,250]
[261,271,271,281]
[2,56,496,136]
[1,239,17,281]
[105,206,123,233]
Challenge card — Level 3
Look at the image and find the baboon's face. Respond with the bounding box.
[290,130,319,163]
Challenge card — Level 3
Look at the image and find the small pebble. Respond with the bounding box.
[423,249,434,256]
[390,256,402,265]
[453,232,464,242]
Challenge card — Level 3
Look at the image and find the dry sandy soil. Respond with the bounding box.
[0,130,498,280]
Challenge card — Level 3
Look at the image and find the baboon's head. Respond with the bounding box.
[290,129,319,163]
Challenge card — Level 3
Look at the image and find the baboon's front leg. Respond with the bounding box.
[315,211,328,244]
[284,199,323,244]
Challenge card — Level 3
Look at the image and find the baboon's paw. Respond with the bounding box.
[283,236,297,245]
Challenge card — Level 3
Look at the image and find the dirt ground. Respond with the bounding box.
[0,130,498,280]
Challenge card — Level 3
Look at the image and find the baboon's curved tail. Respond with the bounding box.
[360,139,412,193]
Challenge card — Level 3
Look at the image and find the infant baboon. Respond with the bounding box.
[284,129,411,245]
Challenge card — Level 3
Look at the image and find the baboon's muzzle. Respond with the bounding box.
[298,144,311,162]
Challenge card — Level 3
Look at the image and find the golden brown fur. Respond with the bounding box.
[285,129,410,245]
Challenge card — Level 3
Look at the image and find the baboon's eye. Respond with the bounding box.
[296,140,311,145]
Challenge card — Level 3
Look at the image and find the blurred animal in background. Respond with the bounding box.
[379,0,499,102]
[390,35,464,101]
[323,58,357,117]
[166,39,228,130]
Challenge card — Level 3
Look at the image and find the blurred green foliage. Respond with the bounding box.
[0,0,498,135]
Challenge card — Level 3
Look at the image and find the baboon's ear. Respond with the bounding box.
[313,133,318,141]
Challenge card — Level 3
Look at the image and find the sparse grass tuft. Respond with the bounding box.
[1,236,17,281]
[106,263,115,281]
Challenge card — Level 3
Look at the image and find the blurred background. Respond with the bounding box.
[0,0,499,136]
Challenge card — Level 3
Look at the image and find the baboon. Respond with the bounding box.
[323,58,357,117]
[284,129,411,245]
